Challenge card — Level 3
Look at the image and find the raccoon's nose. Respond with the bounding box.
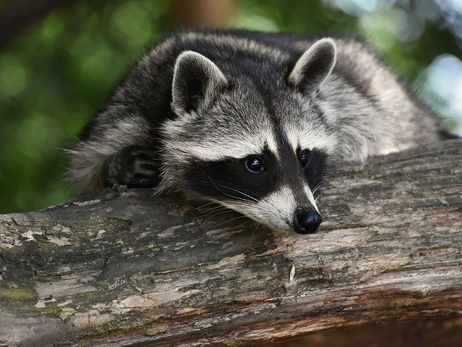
[293,207,322,234]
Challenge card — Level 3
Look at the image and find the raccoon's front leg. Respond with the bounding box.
[101,145,160,188]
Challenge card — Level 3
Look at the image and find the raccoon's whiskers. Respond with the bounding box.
[194,201,221,210]
[198,205,228,219]
[312,182,323,196]
[249,222,261,247]
[207,177,254,204]
[216,184,259,203]
[198,207,232,229]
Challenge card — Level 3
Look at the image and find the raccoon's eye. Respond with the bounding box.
[245,157,265,173]
[299,149,311,167]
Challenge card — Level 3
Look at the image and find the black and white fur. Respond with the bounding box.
[67,28,444,234]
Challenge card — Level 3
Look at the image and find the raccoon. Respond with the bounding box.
[67,28,444,234]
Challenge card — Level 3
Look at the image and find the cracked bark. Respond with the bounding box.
[0,139,461,347]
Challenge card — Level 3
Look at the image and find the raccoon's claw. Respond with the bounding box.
[133,161,158,178]
[125,176,157,188]
[101,145,160,189]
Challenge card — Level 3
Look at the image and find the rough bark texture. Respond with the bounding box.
[0,139,461,347]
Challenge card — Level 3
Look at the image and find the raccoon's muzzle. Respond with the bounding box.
[293,206,322,234]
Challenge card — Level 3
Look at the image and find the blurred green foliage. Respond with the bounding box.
[0,0,460,213]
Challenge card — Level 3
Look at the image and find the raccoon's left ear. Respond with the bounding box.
[288,38,337,94]
[172,51,229,115]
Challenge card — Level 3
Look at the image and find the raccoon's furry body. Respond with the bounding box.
[68,28,444,233]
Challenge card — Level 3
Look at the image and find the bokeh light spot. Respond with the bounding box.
[0,56,28,97]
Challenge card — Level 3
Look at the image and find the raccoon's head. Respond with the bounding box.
[161,38,338,234]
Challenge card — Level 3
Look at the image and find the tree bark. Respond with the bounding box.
[0,139,461,347]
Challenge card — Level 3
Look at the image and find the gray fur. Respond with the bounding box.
[67,28,444,233]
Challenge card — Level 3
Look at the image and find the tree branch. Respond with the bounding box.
[0,139,461,347]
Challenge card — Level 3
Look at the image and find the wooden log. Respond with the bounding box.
[0,139,461,347]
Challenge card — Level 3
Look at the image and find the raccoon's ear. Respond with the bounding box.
[288,38,337,93]
[171,51,228,114]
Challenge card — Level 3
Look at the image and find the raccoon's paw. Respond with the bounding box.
[101,146,159,189]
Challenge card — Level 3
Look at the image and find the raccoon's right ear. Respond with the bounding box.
[288,38,337,94]
[171,51,229,115]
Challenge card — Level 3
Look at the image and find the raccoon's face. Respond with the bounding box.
[162,39,337,234]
